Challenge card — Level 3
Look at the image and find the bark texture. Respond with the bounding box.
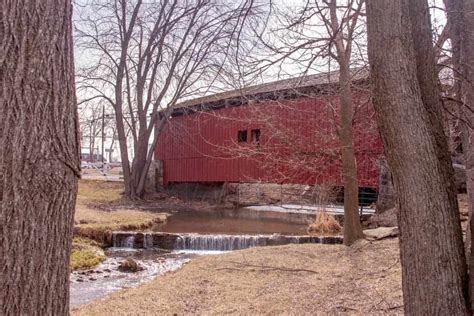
[0,1,79,314]
[366,0,469,314]
[459,0,474,306]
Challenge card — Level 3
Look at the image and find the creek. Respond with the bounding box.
[71,209,342,307]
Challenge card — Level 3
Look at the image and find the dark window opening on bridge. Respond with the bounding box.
[238,130,248,142]
[251,129,261,144]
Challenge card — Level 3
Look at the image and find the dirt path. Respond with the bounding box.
[73,239,402,315]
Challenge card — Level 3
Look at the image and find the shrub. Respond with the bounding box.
[70,237,106,270]
[307,212,341,234]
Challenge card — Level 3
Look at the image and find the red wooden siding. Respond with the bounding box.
[155,93,383,187]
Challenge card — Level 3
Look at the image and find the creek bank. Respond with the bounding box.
[70,230,344,306]
[70,249,192,307]
[72,239,403,315]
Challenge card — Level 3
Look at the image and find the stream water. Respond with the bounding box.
[70,249,218,307]
[151,209,310,235]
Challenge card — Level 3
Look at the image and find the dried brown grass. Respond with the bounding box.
[74,180,167,244]
[73,239,403,314]
[77,180,123,203]
[74,207,167,244]
[75,206,165,227]
[307,212,342,235]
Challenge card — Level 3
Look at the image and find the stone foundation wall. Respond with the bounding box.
[225,183,340,206]
[165,182,341,206]
[164,182,227,202]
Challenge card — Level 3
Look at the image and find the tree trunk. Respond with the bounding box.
[339,63,364,245]
[376,158,396,212]
[327,0,364,245]
[366,0,470,314]
[136,115,169,196]
[130,128,150,198]
[114,96,132,197]
[90,125,95,163]
[0,1,80,314]
[458,0,474,306]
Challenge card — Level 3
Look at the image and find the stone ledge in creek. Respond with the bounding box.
[111,231,343,251]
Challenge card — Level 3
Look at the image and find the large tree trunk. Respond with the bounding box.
[0,1,79,314]
[366,0,470,314]
[458,0,474,306]
[441,0,474,306]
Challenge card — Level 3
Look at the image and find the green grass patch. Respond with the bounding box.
[70,237,106,271]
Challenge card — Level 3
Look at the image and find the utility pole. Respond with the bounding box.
[90,124,94,163]
[101,104,106,174]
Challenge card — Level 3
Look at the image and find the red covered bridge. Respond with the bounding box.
[154,71,383,196]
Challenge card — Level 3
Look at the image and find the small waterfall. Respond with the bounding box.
[111,232,343,250]
[112,233,136,248]
[143,233,154,249]
[174,234,268,251]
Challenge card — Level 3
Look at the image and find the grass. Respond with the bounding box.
[307,212,342,234]
[74,180,167,244]
[75,206,165,228]
[74,207,166,244]
[70,237,106,271]
[77,180,123,203]
[72,239,402,314]
[72,180,167,269]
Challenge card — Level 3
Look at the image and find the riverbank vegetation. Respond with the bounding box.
[307,212,342,234]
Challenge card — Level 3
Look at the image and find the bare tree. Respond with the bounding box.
[239,0,367,244]
[367,0,469,313]
[1,0,80,314]
[78,100,117,164]
[79,103,106,162]
[326,0,366,245]
[75,0,257,198]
